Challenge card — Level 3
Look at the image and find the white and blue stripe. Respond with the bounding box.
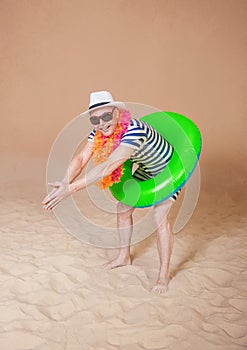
[88,119,181,201]
[120,119,174,179]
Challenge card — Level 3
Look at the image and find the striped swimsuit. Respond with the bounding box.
[88,119,180,201]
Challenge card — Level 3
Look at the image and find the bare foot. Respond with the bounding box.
[102,256,131,269]
[151,276,170,294]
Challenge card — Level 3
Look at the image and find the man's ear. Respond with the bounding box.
[114,107,120,119]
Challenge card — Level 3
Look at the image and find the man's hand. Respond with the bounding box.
[42,181,71,210]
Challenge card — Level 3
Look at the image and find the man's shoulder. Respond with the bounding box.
[121,119,148,142]
[128,118,146,130]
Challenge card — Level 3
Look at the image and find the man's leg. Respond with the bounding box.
[103,202,135,269]
[151,198,174,293]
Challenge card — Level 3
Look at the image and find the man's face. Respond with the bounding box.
[89,106,119,137]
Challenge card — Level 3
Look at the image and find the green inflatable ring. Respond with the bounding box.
[109,111,202,208]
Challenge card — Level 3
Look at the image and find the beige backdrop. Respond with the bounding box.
[1,0,246,199]
[0,2,247,348]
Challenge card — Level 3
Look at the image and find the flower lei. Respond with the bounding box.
[92,110,131,189]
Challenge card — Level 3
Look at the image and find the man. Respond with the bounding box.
[43,91,180,293]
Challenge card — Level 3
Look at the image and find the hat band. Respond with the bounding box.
[89,101,110,110]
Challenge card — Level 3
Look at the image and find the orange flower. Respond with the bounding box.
[92,110,131,189]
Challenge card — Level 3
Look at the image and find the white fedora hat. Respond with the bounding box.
[81,91,126,116]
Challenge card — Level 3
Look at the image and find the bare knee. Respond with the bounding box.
[153,199,173,227]
[117,202,135,218]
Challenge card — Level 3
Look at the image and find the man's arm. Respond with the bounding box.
[43,144,135,210]
[69,145,135,193]
[61,141,94,184]
[42,141,94,209]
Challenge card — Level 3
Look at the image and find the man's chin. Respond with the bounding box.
[100,128,114,137]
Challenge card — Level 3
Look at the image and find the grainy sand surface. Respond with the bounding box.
[0,181,246,350]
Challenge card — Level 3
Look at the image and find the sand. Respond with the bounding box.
[0,181,246,350]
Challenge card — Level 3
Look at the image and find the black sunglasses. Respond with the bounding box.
[89,107,116,125]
